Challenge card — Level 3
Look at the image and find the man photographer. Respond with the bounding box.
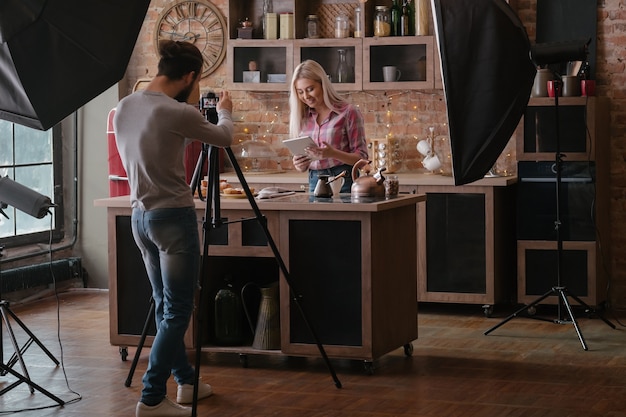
[114,40,233,417]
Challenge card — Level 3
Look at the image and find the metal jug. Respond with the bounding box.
[241,282,281,350]
[313,174,333,197]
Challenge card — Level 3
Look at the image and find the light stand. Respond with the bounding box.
[485,42,615,349]
[0,179,64,404]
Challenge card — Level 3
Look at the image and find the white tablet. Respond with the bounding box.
[282,136,319,158]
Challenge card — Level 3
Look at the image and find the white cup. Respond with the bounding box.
[382,66,401,82]
[422,154,442,171]
[329,176,345,196]
[416,139,432,156]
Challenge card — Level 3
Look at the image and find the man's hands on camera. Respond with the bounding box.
[217,91,233,113]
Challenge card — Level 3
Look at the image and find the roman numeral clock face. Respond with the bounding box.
[155,0,227,78]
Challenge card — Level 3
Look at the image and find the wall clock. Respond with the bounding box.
[155,0,227,78]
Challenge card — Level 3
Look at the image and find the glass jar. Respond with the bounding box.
[335,14,349,38]
[374,6,391,37]
[354,7,362,38]
[306,15,319,38]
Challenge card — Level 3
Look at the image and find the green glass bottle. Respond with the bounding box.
[390,0,401,36]
[405,0,415,36]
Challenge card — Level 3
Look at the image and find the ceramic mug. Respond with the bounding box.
[416,139,432,156]
[422,154,442,171]
[547,80,561,98]
[383,66,401,82]
[329,176,345,196]
[581,79,596,96]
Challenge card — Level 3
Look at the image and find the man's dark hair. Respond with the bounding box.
[157,40,203,80]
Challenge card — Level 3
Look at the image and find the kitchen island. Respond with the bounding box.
[95,193,424,370]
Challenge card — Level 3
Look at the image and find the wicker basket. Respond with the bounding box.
[317,3,359,39]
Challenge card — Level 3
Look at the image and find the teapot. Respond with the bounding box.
[351,159,386,198]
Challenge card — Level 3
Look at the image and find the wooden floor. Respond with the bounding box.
[2,289,626,417]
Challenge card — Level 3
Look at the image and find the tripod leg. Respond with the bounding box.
[565,290,616,329]
[0,363,65,405]
[484,290,553,335]
[223,147,342,389]
[3,305,59,365]
[557,289,588,351]
[125,297,155,387]
[1,305,34,393]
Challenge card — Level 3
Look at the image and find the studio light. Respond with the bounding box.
[0,176,54,219]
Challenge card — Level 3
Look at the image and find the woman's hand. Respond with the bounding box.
[292,154,312,172]
[304,142,333,160]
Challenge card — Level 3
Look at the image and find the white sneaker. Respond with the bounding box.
[176,379,213,404]
[136,397,191,417]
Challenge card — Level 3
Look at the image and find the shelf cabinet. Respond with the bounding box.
[515,97,610,307]
[225,0,438,91]
[363,36,434,90]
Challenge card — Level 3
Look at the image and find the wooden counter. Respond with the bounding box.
[217,172,518,314]
[95,193,424,368]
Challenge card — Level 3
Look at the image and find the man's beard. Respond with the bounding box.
[174,83,194,103]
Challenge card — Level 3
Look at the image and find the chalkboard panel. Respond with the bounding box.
[536,0,597,79]
[288,219,362,346]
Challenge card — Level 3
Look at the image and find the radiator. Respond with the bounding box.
[0,257,83,293]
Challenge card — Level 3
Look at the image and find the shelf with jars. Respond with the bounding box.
[226,0,440,92]
[294,38,363,91]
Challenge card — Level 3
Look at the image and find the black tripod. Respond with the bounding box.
[188,144,341,416]
[0,245,64,404]
[485,79,615,349]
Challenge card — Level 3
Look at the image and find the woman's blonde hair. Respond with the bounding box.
[289,60,348,138]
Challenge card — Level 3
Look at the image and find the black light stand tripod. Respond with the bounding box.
[187,142,342,416]
[485,77,615,350]
[0,244,64,404]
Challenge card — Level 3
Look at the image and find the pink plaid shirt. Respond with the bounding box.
[301,104,369,170]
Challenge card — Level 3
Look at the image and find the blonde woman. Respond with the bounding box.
[289,60,368,193]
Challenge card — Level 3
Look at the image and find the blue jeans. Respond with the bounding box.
[131,207,199,405]
[308,164,353,193]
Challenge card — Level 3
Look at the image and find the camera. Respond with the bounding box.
[200,91,219,124]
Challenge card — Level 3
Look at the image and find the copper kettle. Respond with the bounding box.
[351,159,386,198]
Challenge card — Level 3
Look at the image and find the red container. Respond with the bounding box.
[107,108,130,197]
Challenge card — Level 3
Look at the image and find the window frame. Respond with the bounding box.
[0,124,65,246]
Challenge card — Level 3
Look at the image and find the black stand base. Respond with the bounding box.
[0,300,64,405]
[484,286,615,351]
[124,297,155,388]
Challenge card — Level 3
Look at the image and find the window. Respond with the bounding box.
[0,121,64,246]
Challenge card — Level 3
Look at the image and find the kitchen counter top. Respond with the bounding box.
[220,171,517,188]
[94,193,425,213]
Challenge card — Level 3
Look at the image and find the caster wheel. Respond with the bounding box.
[363,361,375,375]
[403,343,414,357]
[483,304,494,318]
[239,354,248,368]
[119,347,128,362]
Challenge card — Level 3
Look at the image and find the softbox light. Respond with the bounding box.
[0,0,150,131]
[431,0,536,185]
[0,176,54,219]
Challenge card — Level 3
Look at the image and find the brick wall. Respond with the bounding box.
[124,0,626,309]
